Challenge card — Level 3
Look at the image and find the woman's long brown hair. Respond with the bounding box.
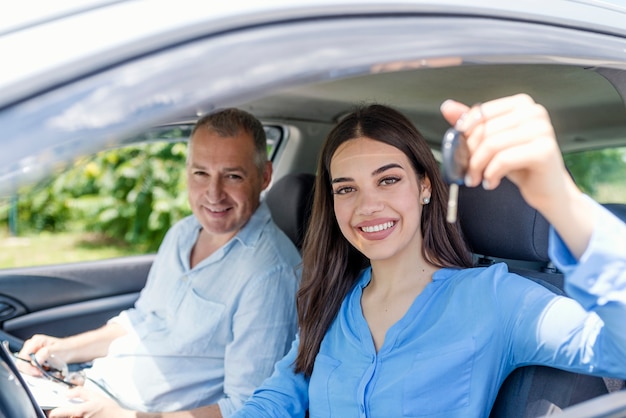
[294,104,473,376]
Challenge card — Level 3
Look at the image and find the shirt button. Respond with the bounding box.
[181,275,188,282]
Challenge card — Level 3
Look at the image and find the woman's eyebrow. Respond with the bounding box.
[331,176,352,184]
[372,163,403,176]
[332,163,403,184]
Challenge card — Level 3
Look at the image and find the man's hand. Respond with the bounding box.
[48,387,224,418]
[48,386,135,418]
[17,334,64,376]
[18,323,128,376]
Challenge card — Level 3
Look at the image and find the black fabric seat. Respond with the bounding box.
[603,202,626,224]
[457,178,623,417]
[265,172,315,251]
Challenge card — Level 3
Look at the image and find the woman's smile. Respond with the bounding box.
[356,219,397,239]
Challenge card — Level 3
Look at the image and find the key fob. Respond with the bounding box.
[441,127,469,185]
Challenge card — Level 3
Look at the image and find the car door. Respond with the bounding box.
[0,255,152,351]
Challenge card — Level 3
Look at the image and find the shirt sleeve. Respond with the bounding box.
[218,264,300,417]
[107,269,157,332]
[231,336,310,418]
[550,197,626,367]
[510,197,626,378]
[107,222,178,332]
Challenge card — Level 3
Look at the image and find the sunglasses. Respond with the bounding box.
[27,353,77,388]
[10,345,123,406]
[9,348,78,388]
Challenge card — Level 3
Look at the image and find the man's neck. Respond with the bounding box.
[189,228,236,269]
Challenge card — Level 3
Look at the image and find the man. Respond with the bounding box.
[19,108,301,417]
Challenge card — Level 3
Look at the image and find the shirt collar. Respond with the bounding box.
[231,201,271,249]
[181,201,271,270]
[358,267,373,288]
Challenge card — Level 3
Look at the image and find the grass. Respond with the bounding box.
[0,230,145,269]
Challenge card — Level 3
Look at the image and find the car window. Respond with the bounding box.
[0,125,283,269]
[563,146,626,204]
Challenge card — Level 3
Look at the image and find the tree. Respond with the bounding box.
[1,141,191,252]
[563,147,626,197]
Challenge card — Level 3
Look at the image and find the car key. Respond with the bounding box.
[441,127,469,223]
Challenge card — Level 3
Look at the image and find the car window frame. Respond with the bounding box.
[2,15,626,197]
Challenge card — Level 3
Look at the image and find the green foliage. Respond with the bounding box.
[563,147,626,197]
[0,141,191,252]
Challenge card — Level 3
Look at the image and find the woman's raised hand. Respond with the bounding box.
[440,94,592,258]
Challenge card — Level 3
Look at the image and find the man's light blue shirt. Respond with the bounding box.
[234,198,626,417]
[86,202,301,416]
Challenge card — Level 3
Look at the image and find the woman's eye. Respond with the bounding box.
[333,186,355,195]
[380,176,400,186]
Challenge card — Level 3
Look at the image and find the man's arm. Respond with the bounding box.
[18,224,169,377]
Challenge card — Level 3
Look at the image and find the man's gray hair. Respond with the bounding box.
[190,108,268,170]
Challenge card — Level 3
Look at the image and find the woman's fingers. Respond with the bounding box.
[440,99,469,126]
[440,93,561,200]
[480,139,558,193]
[467,114,556,188]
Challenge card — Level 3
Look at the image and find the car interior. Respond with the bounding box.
[3,12,626,416]
[3,62,626,414]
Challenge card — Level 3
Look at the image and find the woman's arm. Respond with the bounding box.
[440,94,626,376]
[232,336,309,418]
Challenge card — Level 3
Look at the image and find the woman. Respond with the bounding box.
[232,94,626,417]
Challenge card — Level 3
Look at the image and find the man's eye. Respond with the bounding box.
[380,176,400,186]
[226,174,243,180]
[333,186,355,195]
[194,171,208,177]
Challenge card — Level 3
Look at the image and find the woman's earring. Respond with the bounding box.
[423,197,430,205]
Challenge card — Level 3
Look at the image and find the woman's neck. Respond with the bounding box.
[369,256,437,293]
[368,235,438,292]
[363,251,439,352]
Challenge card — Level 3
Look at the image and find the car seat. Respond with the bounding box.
[603,202,626,224]
[265,172,315,251]
[457,178,625,417]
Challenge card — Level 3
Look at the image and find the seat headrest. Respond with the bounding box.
[457,178,550,263]
[265,173,315,250]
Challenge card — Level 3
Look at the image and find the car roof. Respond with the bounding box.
[2,0,626,108]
